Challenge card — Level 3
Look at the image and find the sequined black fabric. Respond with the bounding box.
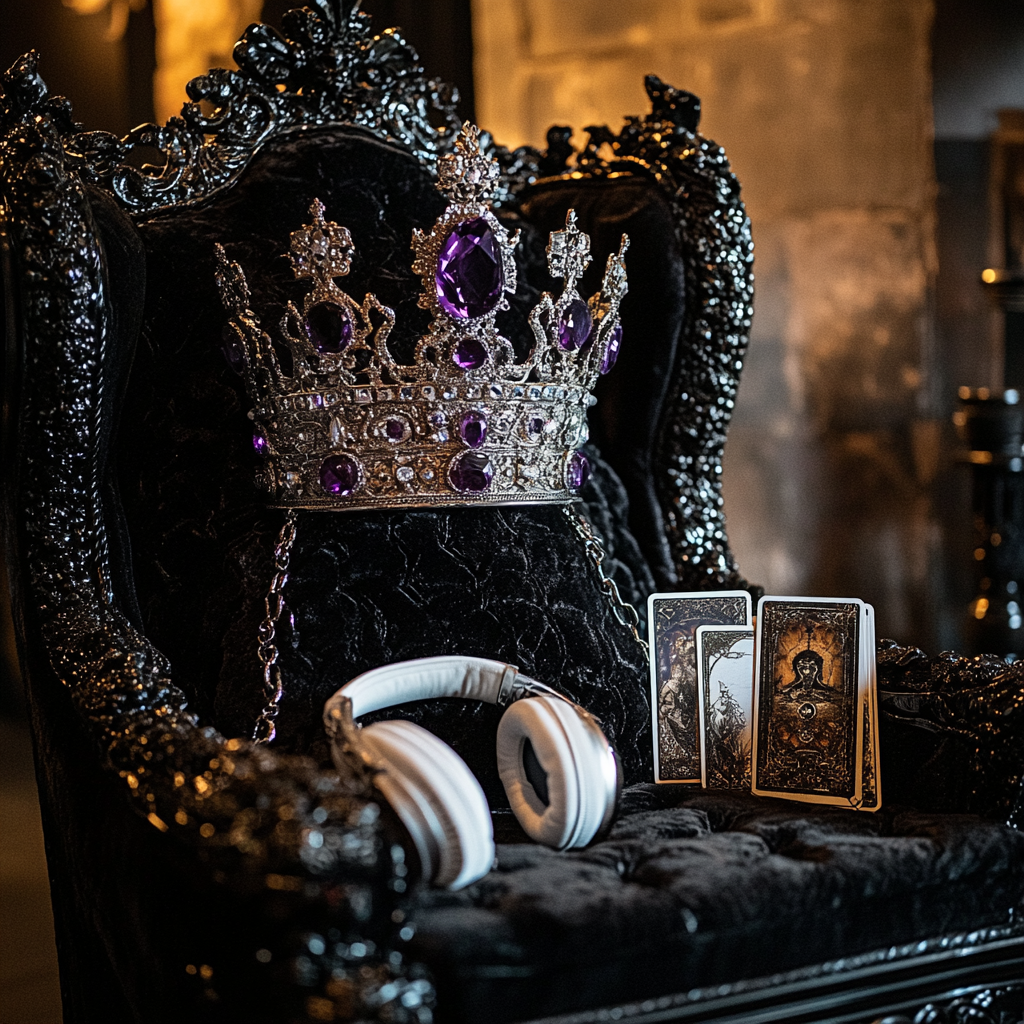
[1,48,432,1024]
[876,640,1024,826]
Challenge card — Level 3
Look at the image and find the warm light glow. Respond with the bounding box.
[982,268,998,283]
[153,0,264,122]
[62,0,146,42]
[973,597,990,618]
[62,0,265,123]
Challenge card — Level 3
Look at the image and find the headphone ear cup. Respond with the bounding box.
[360,720,494,890]
[496,696,614,850]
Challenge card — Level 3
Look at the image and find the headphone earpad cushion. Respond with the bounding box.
[496,696,611,850]
[360,719,494,890]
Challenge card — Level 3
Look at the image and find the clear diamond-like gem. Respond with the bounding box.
[396,466,415,483]
[435,216,505,319]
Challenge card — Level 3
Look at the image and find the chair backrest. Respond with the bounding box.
[0,3,754,1020]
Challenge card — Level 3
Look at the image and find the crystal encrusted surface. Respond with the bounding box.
[215,127,630,511]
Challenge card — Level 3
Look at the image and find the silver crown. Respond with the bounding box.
[214,122,628,510]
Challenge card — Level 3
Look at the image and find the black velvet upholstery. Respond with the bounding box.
[411,787,1024,1023]
[118,127,657,798]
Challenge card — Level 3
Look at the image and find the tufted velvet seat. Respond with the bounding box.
[412,789,1024,1022]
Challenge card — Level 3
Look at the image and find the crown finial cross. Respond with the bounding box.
[437,121,500,205]
[288,199,355,282]
[547,210,593,293]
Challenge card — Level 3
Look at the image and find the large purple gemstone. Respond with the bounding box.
[459,410,487,448]
[436,217,504,319]
[305,301,353,354]
[252,433,267,455]
[600,323,623,374]
[221,324,247,373]
[566,450,590,490]
[319,454,360,496]
[453,336,488,370]
[557,298,593,351]
[449,451,494,493]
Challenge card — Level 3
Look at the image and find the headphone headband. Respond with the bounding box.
[325,655,525,722]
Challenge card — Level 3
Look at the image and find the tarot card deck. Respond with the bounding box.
[751,597,880,810]
[647,592,752,783]
[648,590,881,810]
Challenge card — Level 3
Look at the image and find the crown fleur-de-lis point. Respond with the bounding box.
[288,199,355,282]
[547,209,593,292]
[437,121,500,205]
[600,234,630,304]
[213,243,251,315]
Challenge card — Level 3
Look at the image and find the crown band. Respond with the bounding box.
[215,123,628,511]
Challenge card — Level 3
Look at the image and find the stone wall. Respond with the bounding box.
[473,0,945,645]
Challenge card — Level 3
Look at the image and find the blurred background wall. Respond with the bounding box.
[2,2,1024,1019]
[474,0,938,650]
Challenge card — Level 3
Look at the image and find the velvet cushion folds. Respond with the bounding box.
[410,787,1024,1023]
[118,126,658,803]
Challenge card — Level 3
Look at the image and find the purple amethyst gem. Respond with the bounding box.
[453,336,488,370]
[526,416,546,438]
[435,216,504,319]
[459,410,487,448]
[600,323,623,374]
[305,301,353,354]
[221,324,247,373]
[252,433,267,455]
[319,454,360,496]
[557,298,593,351]
[385,417,408,442]
[566,450,590,490]
[449,451,494,493]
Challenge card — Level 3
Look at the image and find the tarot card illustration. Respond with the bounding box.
[648,591,751,784]
[752,598,863,806]
[696,626,755,790]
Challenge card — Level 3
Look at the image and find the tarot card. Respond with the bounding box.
[858,603,882,811]
[696,625,755,790]
[648,591,752,784]
[752,597,864,807]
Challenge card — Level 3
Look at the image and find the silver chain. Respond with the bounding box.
[563,506,649,656]
[253,511,298,744]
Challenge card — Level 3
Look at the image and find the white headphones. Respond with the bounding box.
[323,656,621,890]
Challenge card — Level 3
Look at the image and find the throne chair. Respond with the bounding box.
[1,2,1023,1022]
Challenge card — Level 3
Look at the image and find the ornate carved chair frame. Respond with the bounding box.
[2,2,1023,1022]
